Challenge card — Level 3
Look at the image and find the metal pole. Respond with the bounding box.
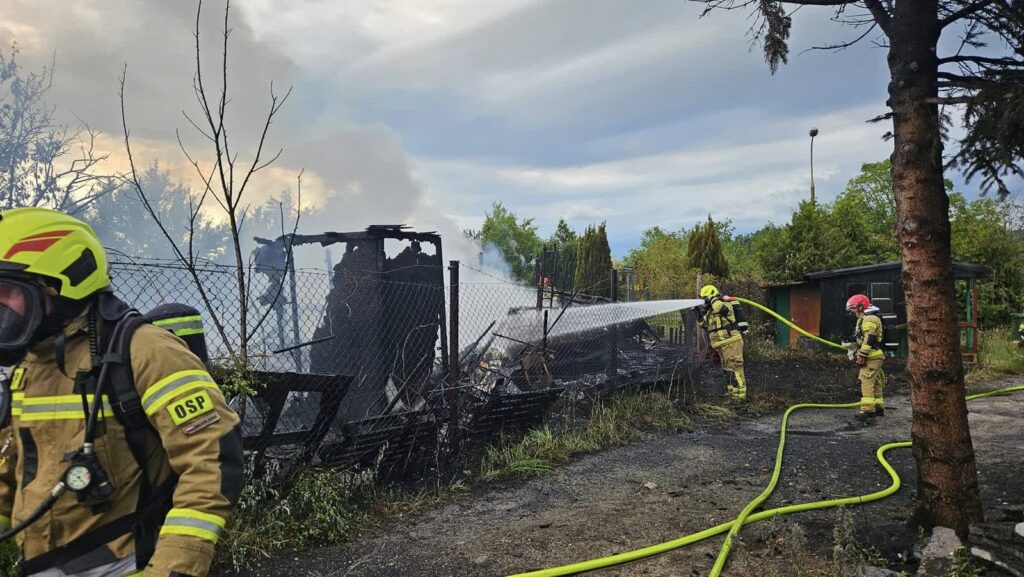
[287,239,303,372]
[324,248,334,286]
[610,268,619,302]
[542,309,549,354]
[809,127,819,205]
[448,260,460,426]
[549,245,558,307]
[535,258,543,310]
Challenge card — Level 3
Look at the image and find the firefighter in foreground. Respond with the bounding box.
[698,285,746,401]
[0,207,243,576]
[846,294,886,421]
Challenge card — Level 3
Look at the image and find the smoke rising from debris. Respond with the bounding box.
[0,0,501,278]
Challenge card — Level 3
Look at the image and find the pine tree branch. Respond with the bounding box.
[940,0,996,28]
[939,55,1024,67]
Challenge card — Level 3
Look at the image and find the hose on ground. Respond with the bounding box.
[507,295,1024,577]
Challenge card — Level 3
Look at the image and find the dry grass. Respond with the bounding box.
[729,508,902,577]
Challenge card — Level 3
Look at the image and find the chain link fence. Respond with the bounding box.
[110,255,702,482]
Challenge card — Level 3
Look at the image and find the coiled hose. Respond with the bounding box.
[508,298,1024,577]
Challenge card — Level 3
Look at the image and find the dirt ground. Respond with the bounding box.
[240,363,1023,577]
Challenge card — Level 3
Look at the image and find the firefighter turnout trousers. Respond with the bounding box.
[858,356,885,414]
[718,338,746,400]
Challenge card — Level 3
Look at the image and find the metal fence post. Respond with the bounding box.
[448,260,460,427]
[535,258,544,310]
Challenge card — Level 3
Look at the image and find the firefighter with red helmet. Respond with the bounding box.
[846,294,886,421]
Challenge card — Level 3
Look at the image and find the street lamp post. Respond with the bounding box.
[809,128,819,205]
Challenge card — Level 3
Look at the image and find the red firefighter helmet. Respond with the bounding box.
[845,294,871,314]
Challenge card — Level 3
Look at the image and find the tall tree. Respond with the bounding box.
[469,201,543,282]
[687,215,730,277]
[546,218,579,290]
[574,223,613,297]
[0,46,113,213]
[628,227,693,297]
[699,0,1024,534]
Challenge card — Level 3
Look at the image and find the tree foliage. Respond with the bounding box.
[949,194,1024,324]
[545,218,579,290]
[627,227,694,298]
[0,45,113,213]
[687,215,730,278]
[86,163,230,262]
[470,201,543,282]
[742,159,1024,326]
[574,222,613,297]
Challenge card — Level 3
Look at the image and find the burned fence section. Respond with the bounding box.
[450,283,703,450]
[109,236,703,482]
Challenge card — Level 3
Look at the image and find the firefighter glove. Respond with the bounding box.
[856,352,868,366]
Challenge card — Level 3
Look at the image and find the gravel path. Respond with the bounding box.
[238,376,1023,577]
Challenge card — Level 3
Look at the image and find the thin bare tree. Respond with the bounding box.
[119,0,301,364]
[0,46,115,214]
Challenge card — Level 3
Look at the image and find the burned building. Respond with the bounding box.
[307,228,445,421]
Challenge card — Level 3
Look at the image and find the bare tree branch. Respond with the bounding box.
[862,0,892,33]
[800,21,878,54]
[119,64,234,353]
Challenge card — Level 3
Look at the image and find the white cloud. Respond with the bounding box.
[411,102,892,244]
[237,0,542,72]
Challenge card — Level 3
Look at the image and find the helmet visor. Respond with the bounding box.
[0,278,44,350]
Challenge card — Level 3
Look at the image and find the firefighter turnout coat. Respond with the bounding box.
[699,298,742,350]
[699,298,747,400]
[854,313,886,413]
[0,315,244,576]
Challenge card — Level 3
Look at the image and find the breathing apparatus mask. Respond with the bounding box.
[0,274,91,366]
[0,277,50,366]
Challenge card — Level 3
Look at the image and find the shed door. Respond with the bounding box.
[773,288,791,349]
[790,285,821,348]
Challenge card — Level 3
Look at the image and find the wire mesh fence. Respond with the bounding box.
[109,256,703,482]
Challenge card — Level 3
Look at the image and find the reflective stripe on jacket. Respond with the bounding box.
[0,313,244,577]
[856,314,885,360]
[699,298,742,349]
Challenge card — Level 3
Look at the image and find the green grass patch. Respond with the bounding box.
[215,467,471,573]
[216,469,368,572]
[479,391,691,483]
[967,326,1024,384]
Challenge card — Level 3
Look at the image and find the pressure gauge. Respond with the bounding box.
[65,464,93,492]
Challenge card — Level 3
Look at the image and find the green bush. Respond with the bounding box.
[0,541,16,577]
[216,469,366,573]
[968,326,1024,383]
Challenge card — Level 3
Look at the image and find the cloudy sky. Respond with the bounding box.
[1,0,986,258]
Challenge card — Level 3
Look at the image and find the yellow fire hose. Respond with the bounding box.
[508,298,1024,577]
[727,296,847,352]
